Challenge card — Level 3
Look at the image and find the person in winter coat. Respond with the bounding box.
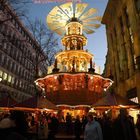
[136,114,140,136]
[84,112,103,140]
[74,115,82,140]
[113,108,137,140]
[38,116,48,140]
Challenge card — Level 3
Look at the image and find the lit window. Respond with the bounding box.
[8,75,12,83]
[134,54,137,69]
[0,70,3,77]
[3,72,7,80]
[129,27,134,44]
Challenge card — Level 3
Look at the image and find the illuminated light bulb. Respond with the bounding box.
[104,88,107,91]
[90,76,93,80]
[129,108,135,111]
[35,82,38,86]
[119,104,126,108]
[54,76,57,79]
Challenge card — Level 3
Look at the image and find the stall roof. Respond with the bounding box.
[93,93,140,109]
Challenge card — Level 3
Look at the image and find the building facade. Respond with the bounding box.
[102,0,140,103]
[0,1,47,104]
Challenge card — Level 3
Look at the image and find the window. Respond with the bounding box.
[18,52,22,63]
[6,58,9,69]
[124,8,134,45]
[3,56,7,68]
[9,45,13,56]
[6,43,11,55]
[9,61,13,71]
[17,66,20,75]
[7,75,12,83]
[19,68,22,77]
[15,51,19,61]
[134,54,137,69]
[119,17,125,39]
[11,62,15,72]
[21,57,25,66]
[11,77,15,85]
[14,64,17,74]
[3,72,7,80]
[0,52,2,65]
[15,79,19,87]
[0,70,3,77]
[18,67,21,76]
[22,82,25,91]
[19,80,22,88]
[135,0,140,15]
[3,42,7,50]
[124,7,136,70]
[119,16,129,75]
[129,27,134,44]
[0,24,4,33]
[24,83,27,90]
[11,47,16,58]
[0,4,3,10]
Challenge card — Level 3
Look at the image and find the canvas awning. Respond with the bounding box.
[37,97,58,110]
[93,93,140,109]
[0,96,58,111]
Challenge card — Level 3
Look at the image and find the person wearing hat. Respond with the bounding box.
[84,112,103,140]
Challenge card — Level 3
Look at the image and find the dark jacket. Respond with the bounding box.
[113,115,137,140]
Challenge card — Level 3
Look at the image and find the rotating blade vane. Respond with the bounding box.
[75,3,88,18]
[79,8,97,20]
[83,23,101,29]
[82,16,102,23]
[46,2,101,36]
[83,27,95,34]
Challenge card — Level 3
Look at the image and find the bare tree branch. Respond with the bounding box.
[0,0,31,24]
[26,19,61,70]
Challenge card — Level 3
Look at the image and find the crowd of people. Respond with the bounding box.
[0,109,139,140]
